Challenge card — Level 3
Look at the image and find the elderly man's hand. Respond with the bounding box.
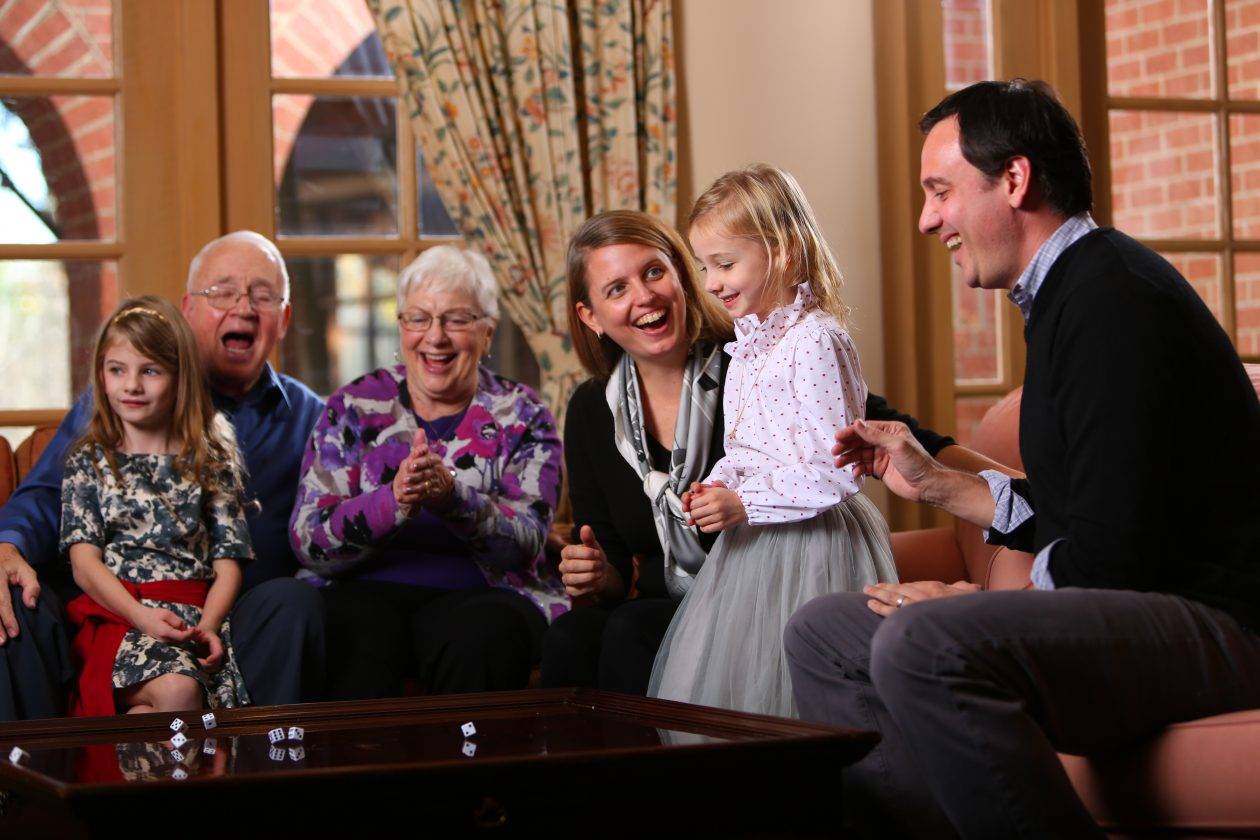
[834,419,941,503]
[0,543,40,645]
[863,580,982,617]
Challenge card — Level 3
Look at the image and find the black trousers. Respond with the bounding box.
[0,577,327,720]
[321,580,547,700]
[540,597,677,695]
[784,589,1260,839]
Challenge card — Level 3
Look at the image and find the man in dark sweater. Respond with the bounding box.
[785,80,1260,838]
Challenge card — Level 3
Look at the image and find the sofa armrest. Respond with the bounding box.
[891,527,968,584]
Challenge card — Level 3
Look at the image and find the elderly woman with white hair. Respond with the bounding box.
[289,245,567,700]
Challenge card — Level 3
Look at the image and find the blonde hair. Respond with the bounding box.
[688,163,849,324]
[75,295,245,498]
[566,210,733,379]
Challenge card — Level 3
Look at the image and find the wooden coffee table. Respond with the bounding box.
[0,688,876,836]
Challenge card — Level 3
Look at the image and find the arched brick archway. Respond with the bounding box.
[0,0,116,394]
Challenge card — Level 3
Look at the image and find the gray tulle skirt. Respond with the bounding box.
[648,493,897,718]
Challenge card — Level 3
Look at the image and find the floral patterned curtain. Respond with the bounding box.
[368,0,676,416]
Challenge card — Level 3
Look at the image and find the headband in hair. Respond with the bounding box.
[111,306,168,325]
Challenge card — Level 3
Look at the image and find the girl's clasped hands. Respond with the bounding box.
[682,481,747,533]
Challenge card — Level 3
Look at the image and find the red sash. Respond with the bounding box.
[66,580,209,718]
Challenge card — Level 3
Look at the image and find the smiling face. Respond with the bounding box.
[181,240,291,398]
[399,284,494,416]
[918,117,1024,291]
[575,242,690,370]
[101,337,176,438]
[689,224,787,320]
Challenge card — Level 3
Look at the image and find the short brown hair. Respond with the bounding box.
[565,210,732,379]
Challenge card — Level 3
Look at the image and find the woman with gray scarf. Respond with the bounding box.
[541,210,975,694]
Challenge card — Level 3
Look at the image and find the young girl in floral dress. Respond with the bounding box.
[649,164,898,717]
[61,296,253,716]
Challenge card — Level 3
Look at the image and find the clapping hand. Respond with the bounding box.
[392,429,456,513]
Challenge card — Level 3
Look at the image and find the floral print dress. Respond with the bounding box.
[59,444,254,709]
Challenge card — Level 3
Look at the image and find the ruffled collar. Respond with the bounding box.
[725,281,815,362]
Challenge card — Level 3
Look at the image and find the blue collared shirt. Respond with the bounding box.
[982,212,1097,591]
[0,364,324,592]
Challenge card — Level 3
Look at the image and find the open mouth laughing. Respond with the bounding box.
[221,329,257,361]
[633,309,670,334]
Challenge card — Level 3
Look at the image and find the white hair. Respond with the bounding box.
[396,245,499,322]
[187,230,290,300]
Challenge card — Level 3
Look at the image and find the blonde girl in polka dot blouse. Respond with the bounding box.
[648,164,898,718]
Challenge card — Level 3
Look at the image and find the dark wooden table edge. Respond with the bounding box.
[0,688,880,802]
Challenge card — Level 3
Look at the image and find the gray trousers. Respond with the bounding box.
[0,577,326,720]
[784,589,1260,839]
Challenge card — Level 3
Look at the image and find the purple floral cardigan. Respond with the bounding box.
[288,365,569,621]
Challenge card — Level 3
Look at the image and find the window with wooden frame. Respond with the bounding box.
[220,1,537,397]
[0,1,222,447]
[1079,0,1260,358]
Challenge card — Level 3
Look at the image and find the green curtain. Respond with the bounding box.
[368,0,677,416]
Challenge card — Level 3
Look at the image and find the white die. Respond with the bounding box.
[170,749,185,762]
[8,746,28,764]
[461,740,476,757]
[202,738,217,756]
[460,721,476,738]
[287,726,304,742]
[172,767,188,781]
[170,731,188,749]
[201,712,217,730]
[267,727,286,744]
[169,718,185,733]
[268,745,285,762]
[288,746,305,762]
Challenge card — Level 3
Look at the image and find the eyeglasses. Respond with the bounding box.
[397,310,487,333]
[192,284,286,312]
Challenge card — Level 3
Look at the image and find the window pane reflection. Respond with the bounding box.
[0,96,116,242]
[282,254,400,396]
[416,147,459,237]
[0,259,118,408]
[1109,110,1219,239]
[942,0,992,91]
[274,95,398,237]
[0,1,113,78]
[270,0,389,79]
[1106,0,1214,98]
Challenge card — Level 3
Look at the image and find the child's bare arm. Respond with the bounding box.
[69,544,195,644]
[198,558,241,633]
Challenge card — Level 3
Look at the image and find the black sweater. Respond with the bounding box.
[565,360,956,600]
[991,228,1260,630]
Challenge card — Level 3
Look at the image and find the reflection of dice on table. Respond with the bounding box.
[170,749,185,763]
[203,738,217,756]
[172,767,188,781]
[461,741,476,757]
[268,746,285,762]
[288,746,305,762]
[461,722,476,738]
[8,746,28,765]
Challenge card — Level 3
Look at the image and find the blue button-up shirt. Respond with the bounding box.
[0,364,324,592]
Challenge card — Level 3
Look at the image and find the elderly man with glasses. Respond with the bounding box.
[0,230,327,719]
[288,245,567,701]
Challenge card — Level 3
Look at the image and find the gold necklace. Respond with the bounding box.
[727,323,795,441]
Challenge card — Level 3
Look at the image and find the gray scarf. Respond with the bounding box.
[606,342,723,600]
